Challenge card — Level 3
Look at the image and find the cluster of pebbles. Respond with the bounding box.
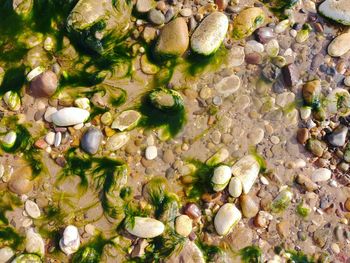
[1,0,350,262]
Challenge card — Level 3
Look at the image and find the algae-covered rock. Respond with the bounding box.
[232,7,265,40]
[66,0,132,54]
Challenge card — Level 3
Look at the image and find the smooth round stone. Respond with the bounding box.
[44,107,57,122]
[319,0,350,26]
[232,7,265,40]
[52,107,90,126]
[155,17,189,57]
[228,177,243,198]
[25,200,41,219]
[265,39,279,57]
[175,215,193,237]
[111,110,141,131]
[215,75,241,97]
[311,168,332,182]
[214,203,242,236]
[328,32,350,57]
[74,97,90,110]
[247,128,264,145]
[245,40,264,54]
[0,247,14,262]
[191,12,229,55]
[126,216,165,238]
[30,70,58,97]
[106,132,130,151]
[240,195,259,218]
[327,125,348,147]
[44,132,55,145]
[8,166,33,195]
[255,27,275,44]
[81,127,103,155]
[59,225,80,255]
[136,0,154,13]
[300,106,312,120]
[148,8,165,25]
[180,8,192,17]
[25,228,45,257]
[227,46,245,67]
[211,165,232,192]
[145,145,157,160]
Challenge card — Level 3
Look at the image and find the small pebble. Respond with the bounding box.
[25,200,41,219]
[145,145,157,160]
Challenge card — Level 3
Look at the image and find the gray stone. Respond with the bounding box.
[328,125,348,146]
[81,127,103,155]
[148,9,165,25]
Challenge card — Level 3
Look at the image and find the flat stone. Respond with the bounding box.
[282,63,299,87]
[319,0,350,26]
[311,168,332,182]
[136,0,154,13]
[30,71,58,98]
[148,9,165,25]
[25,200,41,219]
[306,139,327,157]
[328,32,350,57]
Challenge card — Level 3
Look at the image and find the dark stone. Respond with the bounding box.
[282,64,299,87]
[30,71,58,98]
[255,27,275,44]
[81,127,103,155]
[183,203,201,219]
[245,52,262,65]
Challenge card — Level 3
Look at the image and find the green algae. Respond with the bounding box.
[264,0,299,19]
[138,88,186,139]
[0,227,25,250]
[240,246,262,263]
[287,250,315,263]
[0,66,26,95]
[296,202,310,218]
[0,117,44,177]
[72,234,113,263]
[196,241,222,262]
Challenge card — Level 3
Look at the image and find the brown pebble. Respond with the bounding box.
[245,52,263,65]
[277,220,290,239]
[184,203,201,219]
[163,149,175,164]
[34,139,48,149]
[34,109,45,121]
[345,198,350,212]
[297,128,309,144]
[282,64,299,87]
[55,157,67,167]
[215,0,228,11]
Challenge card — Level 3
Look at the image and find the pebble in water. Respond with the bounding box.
[59,225,80,255]
[25,200,41,219]
[145,145,158,160]
[81,127,103,155]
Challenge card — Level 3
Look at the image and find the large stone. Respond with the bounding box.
[327,125,348,147]
[191,12,229,56]
[232,7,265,40]
[155,18,189,57]
[319,0,350,26]
[302,80,321,105]
[80,127,103,155]
[328,32,350,57]
[8,166,33,195]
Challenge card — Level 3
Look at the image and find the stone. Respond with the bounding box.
[184,203,201,219]
[111,110,141,131]
[214,203,242,236]
[245,52,262,65]
[145,145,157,160]
[155,18,189,57]
[52,107,90,126]
[25,200,41,219]
[175,215,192,237]
[255,27,275,44]
[215,75,240,97]
[3,91,20,111]
[277,220,290,239]
[232,7,265,40]
[45,132,55,145]
[180,8,192,17]
[297,128,309,144]
[245,40,264,54]
[136,0,154,13]
[148,8,165,25]
[30,70,58,97]
[302,80,321,105]
[227,46,245,67]
[126,217,165,238]
[306,139,327,157]
[211,165,231,192]
[44,106,57,122]
[105,132,130,151]
[0,247,14,262]
[327,125,348,147]
[190,12,229,55]
[276,92,295,108]
[8,166,33,195]
[228,177,242,198]
[247,128,264,145]
[25,228,45,257]
[319,0,350,26]
[282,64,299,87]
[311,168,332,182]
[81,127,103,155]
[59,225,80,255]
[296,174,318,191]
[345,198,350,211]
[140,54,159,75]
[313,228,330,247]
[240,194,259,218]
[328,32,350,57]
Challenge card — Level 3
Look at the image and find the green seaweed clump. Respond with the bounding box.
[240,246,262,263]
[264,0,298,18]
[196,241,222,262]
[0,226,25,250]
[287,250,314,263]
[72,235,112,263]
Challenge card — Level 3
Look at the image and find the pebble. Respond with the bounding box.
[25,228,45,257]
[331,243,340,254]
[255,27,275,44]
[44,107,57,122]
[306,139,327,157]
[319,0,350,26]
[297,128,309,144]
[25,200,41,219]
[145,145,157,160]
[148,9,165,25]
[106,132,130,151]
[0,247,14,262]
[245,40,264,54]
[175,215,193,237]
[30,70,58,97]
[214,203,242,236]
[215,75,240,97]
[247,128,264,145]
[163,149,175,163]
[155,17,189,57]
[300,106,312,120]
[328,32,350,57]
[270,136,280,144]
[59,225,80,255]
[80,127,103,155]
[191,12,229,55]
[240,194,259,218]
[184,203,201,219]
[228,177,242,197]
[211,165,231,192]
[311,168,332,182]
[126,217,165,238]
[8,166,33,195]
[232,7,265,39]
[282,63,299,87]
[136,0,154,13]
[327,125,348,147]
[54,132,62,147]
[52,107,90,127]
[344,197,350,211]
[313,228,330,247]
[180,8,192,17]
[227,46,245,67]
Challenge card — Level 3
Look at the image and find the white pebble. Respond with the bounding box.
[54,132,62,147]
[260,176,269,185]
[145,145,157,160]
[44,107,57,123]
[270,136,280,144]
[245,40,264,54]
[311,168,332,182]
[45,132,55,145]
[59,225,80,255]
[25,200,41,219]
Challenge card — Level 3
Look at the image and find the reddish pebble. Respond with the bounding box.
[184,203,202,219]
[34,139,48,149]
